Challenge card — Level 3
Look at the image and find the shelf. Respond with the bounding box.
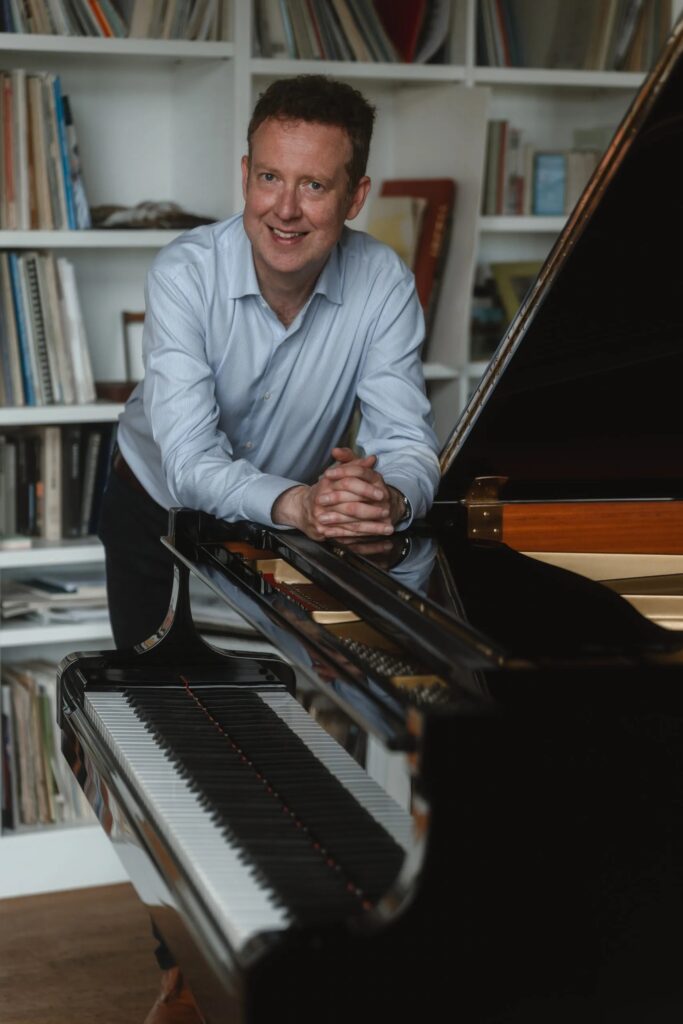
[472,66,646,89]
[249,57,467,83]
[0,539,104,569]
[0,619,112,648]
[0,402,123,425]
[480,215,567,233]
[0,229,182,249]
[0,823,127,898]
[0,32,233,61]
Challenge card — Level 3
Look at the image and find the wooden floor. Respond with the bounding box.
[0,883,161,1024]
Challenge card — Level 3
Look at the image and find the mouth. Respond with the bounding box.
[269,227,307,241]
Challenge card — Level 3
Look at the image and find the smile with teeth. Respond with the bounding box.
[271,227,306,239]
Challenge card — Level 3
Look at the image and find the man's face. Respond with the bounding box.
[241,117,370,292]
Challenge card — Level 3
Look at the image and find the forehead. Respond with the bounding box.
[249,117,352,180]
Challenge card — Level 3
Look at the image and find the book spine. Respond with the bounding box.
[61,422,82,538]
[62,94,91,230]
[42,424,62,541]
[79,425,102,536]
[7,253,36,406]
[23,253,56,404]
[52,75,77,230]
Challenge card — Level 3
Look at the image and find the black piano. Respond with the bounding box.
[60,19,683,1024]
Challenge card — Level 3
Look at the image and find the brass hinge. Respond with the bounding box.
[464,475,508,542]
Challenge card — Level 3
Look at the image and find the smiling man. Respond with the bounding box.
[100,74,440,650]
[97,74,441,1023]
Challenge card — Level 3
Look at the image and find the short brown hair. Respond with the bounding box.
[247,75,376,191]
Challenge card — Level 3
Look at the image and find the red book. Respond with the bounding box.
[379,178,457,322]
[373,0,427,62]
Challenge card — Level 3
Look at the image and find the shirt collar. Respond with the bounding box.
[227,217,344,306]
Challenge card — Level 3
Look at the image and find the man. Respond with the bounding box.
[98,74,440,1022]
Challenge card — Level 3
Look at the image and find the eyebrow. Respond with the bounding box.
[250,162,337,187]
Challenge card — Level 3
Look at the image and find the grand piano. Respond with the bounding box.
[60,18,683,1024]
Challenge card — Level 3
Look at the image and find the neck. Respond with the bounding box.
[253,258,323,327]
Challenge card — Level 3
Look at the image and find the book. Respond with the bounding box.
[0,434,17,536]
[24,425,62,540]
[345,0,399,62]
[330,0,373,61]
[0,255,25,405]
[62,94,91,230]
[52,74,76,230]
[7,252,37,406]
[41,252,76,403]
[61,422,83,538]
[79,423,103,535]
[379,177,457,331]
[56,256,96,404]
[88,422,116,534]
[22,252,59,404]
[532,150,566,215]
[27,73,53,230]
[367,194,428,270]
[11,69,29,231]
[2,72,17,230]
[374,0,427,62]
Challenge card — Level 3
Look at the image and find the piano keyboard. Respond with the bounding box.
[85,683,413,954]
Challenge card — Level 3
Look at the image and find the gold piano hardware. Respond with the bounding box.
[464,475,507,541]
[465,476,683,555]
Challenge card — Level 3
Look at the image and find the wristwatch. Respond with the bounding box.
[397,491,412,525]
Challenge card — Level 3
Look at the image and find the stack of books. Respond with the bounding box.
[0,0,227,39]
[254,0,451,64]
[0,251,96,407]
[0,423,116,543]
[0,69,90,232]
[481,120,603,217]
[477,0,671,71]
[1,659,94,830]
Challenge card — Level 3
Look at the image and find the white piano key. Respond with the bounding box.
[85,691,292,949]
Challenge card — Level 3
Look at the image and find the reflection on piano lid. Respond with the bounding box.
[59,18,683,1024]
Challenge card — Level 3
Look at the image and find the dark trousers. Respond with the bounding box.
[96,455,178,970]
[97,453,174,650]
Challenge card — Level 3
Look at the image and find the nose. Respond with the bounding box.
[274,183,301,222]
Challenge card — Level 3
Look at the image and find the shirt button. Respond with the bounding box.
[263,392,271,400]
[245,441,253,449]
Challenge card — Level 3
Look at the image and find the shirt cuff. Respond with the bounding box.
[240,473,302,529]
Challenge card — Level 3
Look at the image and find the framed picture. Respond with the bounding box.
[491,261,543,321]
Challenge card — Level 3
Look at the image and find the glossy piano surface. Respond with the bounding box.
[60,17,683,1023]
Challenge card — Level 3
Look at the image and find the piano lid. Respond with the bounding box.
[439,17,683,504]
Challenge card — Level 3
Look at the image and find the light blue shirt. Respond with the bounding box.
[117,214,441,528]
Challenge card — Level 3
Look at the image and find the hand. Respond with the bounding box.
[315,447,406,539]
[271,447,405,541]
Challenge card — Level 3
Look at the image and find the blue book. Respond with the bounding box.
[7,254,35,406]
[532,151,566,216]
[53,76,77,231]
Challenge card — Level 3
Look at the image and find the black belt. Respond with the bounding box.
[112,446,148,497]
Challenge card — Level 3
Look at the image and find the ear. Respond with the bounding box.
[241,155,249,201]
[345,176,371,221]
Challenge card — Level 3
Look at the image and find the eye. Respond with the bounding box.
[260,172,276,183]
[307,180,324,192]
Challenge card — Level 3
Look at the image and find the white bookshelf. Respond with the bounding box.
[1,0,681,898]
